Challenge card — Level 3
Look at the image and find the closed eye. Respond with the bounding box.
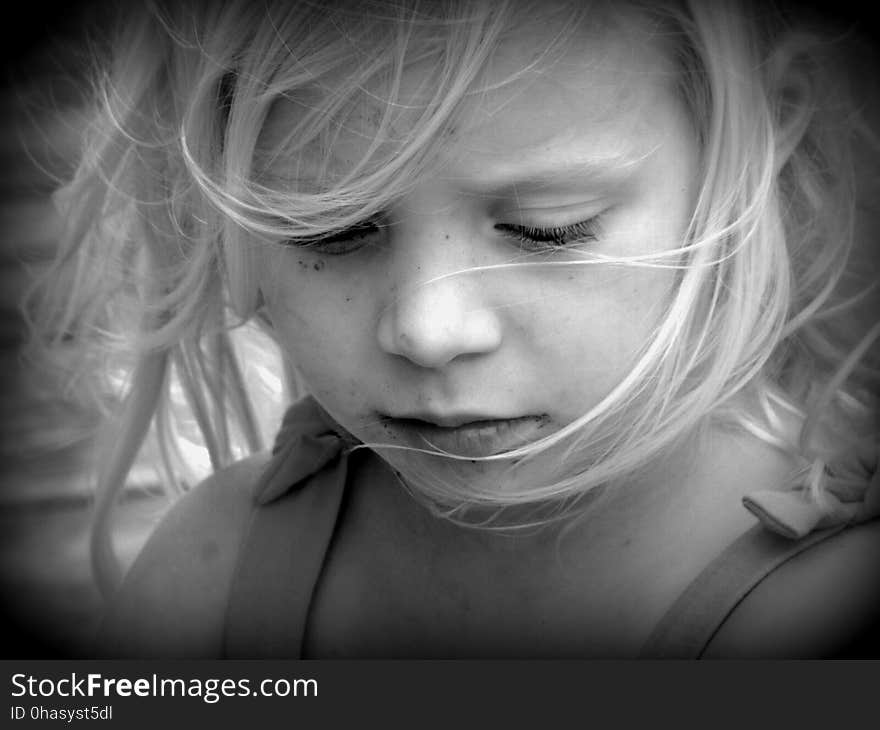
[284,213,601,255]
[285,216,384,255]
[494,216,601,251]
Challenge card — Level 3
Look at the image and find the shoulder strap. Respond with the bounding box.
[642,459,880,659]
[639,523,847,659]
[222,397,351,658]
[222,457,348,658]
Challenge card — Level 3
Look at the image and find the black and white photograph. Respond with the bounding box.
[2,0,879,676]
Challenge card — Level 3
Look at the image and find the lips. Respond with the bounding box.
[383,414,551,458]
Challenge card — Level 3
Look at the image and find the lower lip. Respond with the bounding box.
[387,416,551,458]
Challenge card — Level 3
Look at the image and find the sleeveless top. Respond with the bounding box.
[222,397,880,659]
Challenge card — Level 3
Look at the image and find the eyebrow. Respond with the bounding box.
[452,148,650,197]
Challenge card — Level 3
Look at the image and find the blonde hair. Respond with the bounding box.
[23,0,880,594]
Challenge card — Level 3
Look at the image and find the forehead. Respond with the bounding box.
[450,21,681,183]
[259,12,682,184]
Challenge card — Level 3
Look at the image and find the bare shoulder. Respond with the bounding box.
[96,452,271,658]
[704,521,880,658]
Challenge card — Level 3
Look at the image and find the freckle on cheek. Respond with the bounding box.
[313,260,325,271]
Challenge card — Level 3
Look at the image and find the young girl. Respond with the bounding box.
[25,0,880,658]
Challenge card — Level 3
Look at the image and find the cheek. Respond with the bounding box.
[258,252,367,391]
[540,266,674,388]
[605,267,676,347]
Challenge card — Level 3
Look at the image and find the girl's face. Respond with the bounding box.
[257,21,699,491]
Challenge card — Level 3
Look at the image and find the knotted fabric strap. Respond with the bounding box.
[642,448,879,658]
[222,397,350,658]
[742,448,880,539]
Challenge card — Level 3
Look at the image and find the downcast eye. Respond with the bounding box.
[286,217,384,255]
[494,216,601,251]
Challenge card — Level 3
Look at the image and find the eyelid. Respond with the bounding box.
[284,215,385,254]
[494,202,609,228]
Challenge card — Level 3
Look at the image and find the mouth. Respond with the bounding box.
[381,414,551,458]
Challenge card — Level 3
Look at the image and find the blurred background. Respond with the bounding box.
[0,1,287,658]
[0,1,168,657]
[0,0,284,658]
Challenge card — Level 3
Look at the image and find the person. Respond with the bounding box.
[24,0,880,658]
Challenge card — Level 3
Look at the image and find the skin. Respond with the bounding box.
[257,23,697,496]
[250,21,776,656]
[99,12,880,660]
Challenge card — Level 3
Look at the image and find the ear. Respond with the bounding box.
[765,34,817,172]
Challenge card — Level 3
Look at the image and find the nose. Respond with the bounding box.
[376,255,503,370]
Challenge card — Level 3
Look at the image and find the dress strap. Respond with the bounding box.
[642,450,880,659]
[639,523,847,658]
[222,397,350,658]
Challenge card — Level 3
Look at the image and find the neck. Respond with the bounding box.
[374,418,792,567]
[319,420,797,657]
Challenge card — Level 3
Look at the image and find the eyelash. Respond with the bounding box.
[494,218,601,250]
[286,215,601,255]
[289,218,384,255]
